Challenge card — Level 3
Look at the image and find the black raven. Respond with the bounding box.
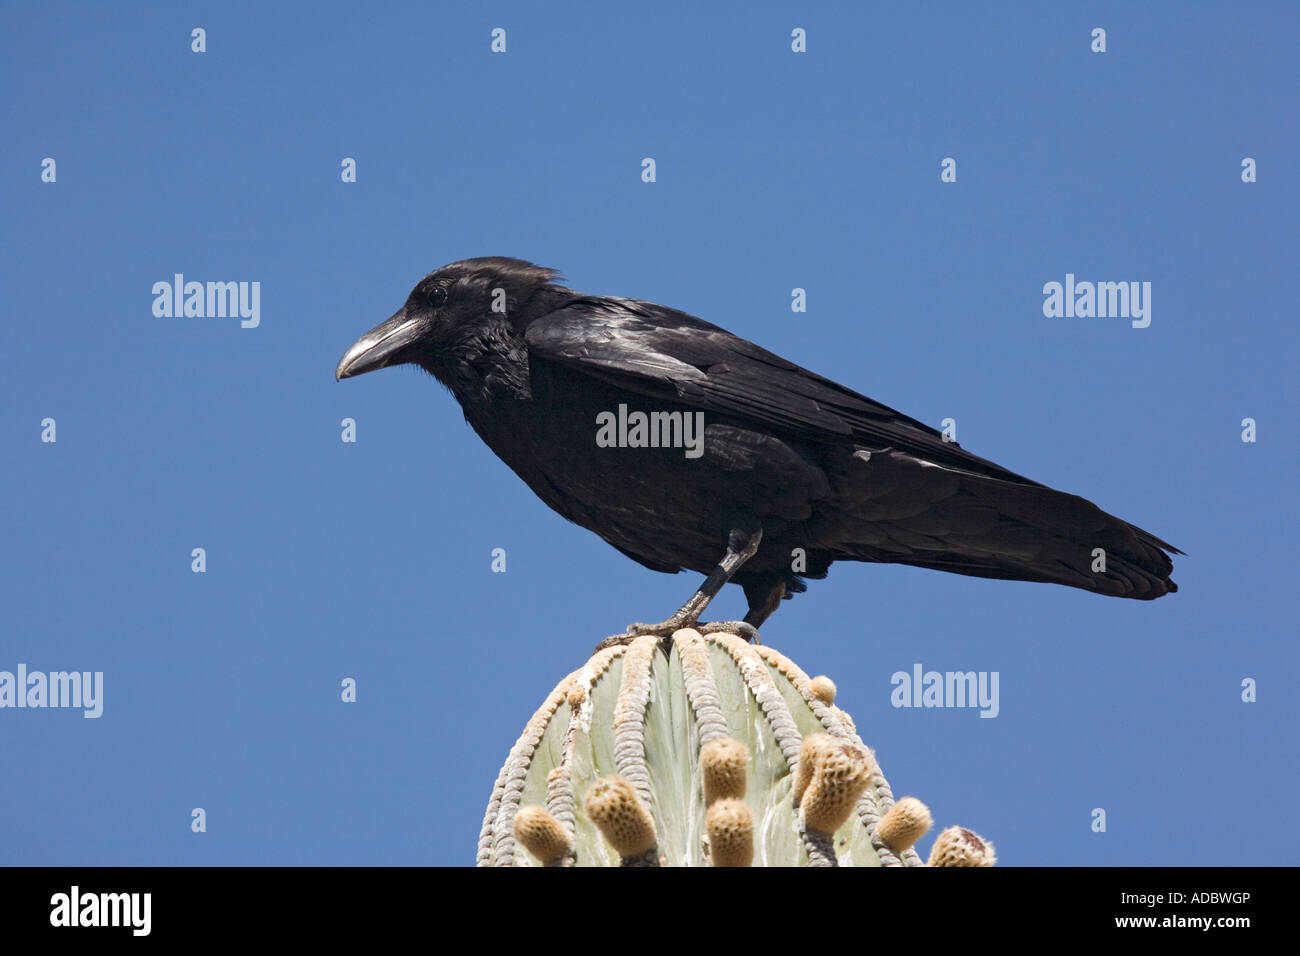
[337,257,1178,641]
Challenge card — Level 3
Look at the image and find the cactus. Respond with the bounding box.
[477,628,987,867]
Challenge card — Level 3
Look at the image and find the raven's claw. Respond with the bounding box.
[592,619,759,654]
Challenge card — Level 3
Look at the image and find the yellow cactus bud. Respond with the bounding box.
[791,733,835,806]
[801,739,873,833]
[706,798,754,867]
[927,826,997,867]
[701,738,749,805]
[584,776,657,858]
[809,675,836,705]
[512,805,572,864]
[876,796,932,852]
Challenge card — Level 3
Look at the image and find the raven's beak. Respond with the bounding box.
[335,308,421,381]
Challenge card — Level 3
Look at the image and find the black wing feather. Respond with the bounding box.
[527,296,1037,485]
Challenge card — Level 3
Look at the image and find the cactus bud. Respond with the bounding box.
[512,805,571,864]
[584,776,657,858]
[927,826,997,867]
[801,739,873,833]
[876,796,931,852]
[809,675,836,705]
[706,798,754,867]
[701,738,749,805]
[792,733,834,806]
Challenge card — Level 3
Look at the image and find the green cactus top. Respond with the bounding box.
[478,629,935,868]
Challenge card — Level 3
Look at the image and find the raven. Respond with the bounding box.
[337,257,1179,641]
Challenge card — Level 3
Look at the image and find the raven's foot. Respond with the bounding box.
[593,619,759,654]
[593,618,687,654]
[695,621,760,644]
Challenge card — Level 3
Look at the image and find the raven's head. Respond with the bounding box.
[335,257,564,386]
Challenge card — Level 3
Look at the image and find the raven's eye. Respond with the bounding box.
[426,286,448,308]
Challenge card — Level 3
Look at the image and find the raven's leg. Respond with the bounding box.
[741,576,788,629]
[595,526,762,652]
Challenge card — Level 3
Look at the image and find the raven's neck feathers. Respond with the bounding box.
[426,282,577,406]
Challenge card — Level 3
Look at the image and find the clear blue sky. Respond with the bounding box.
[2,1,1295,866]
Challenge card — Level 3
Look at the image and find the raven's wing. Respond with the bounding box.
[524,295,1180,595]
[525,295,1038,486]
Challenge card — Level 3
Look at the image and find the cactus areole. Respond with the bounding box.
[477,629,942,867]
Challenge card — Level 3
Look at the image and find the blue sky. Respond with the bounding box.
[2,1,1295,866]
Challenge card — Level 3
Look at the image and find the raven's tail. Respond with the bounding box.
[821,449,1180,599]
